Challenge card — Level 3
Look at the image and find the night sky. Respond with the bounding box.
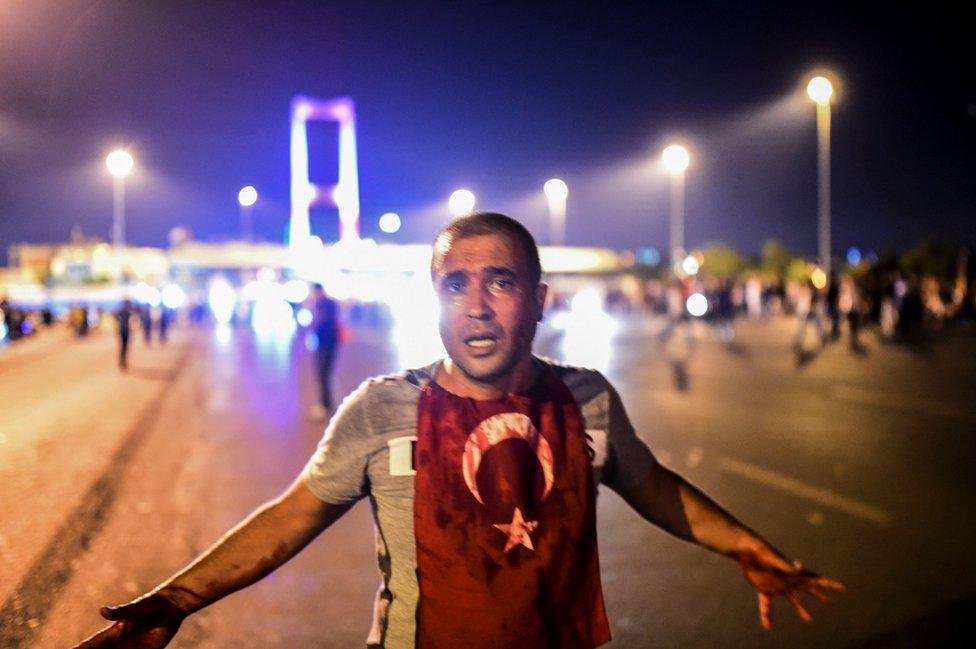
[1,1,973,263]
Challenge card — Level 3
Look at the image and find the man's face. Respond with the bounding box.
[434,233,546,385]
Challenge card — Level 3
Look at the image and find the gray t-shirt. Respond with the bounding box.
[302,358,655,649]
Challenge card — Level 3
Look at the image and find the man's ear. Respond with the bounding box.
[535,283,549,321]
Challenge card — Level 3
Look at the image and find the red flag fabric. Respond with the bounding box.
[414,365,610,648]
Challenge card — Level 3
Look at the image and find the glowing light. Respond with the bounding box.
[686,293,708,317]
[289,235,325,281]
[290,95,361,246]
[681,255,700,276]
[811,268,828,289]
[389,276,445,369]
[552,287,617,372]
[105,150,134,177]
[133,282,162,307]
[448,189,476,216]
[379,212,402,234]
[807,76,834,106]
[242,279,283,303]
[238,185,258,207]
[296,307,313,327]
[846,247,861,265]
[215,323,232,346]
[250,296,296,338]
[208,278,237,325]
[282,279,310,304]
[571,287,603,313]
[661,145,690,175]
[257,267,277,283]
[538,247,620,273]
[161,283,187,309]
[637,247,660,266]
[543,178,569,202]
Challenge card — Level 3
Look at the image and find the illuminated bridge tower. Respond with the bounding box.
[289,95,361,246]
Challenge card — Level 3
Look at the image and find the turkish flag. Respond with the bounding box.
[414,365,610,648]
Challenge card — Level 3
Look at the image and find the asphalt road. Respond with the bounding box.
[2,313,975,648]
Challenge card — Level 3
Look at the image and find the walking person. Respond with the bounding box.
[793,277,825,352]
[158,307,171,344]
[116,300,135,370]
[139,304,153,346]
[826,271,841,341]
[309,283,341,421]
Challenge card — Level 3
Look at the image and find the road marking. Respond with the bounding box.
[720,456,893,527]
[829,383,970,421]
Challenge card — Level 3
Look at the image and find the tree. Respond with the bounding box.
[900,241,958,281]
[761,240,796,282]
[699,243,746,280]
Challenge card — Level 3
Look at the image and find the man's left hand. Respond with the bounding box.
[736,545,845,629]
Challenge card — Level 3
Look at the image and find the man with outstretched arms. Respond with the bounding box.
[75,212,843,648]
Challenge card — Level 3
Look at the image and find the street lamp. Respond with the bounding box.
[105,149,134,247]
[448,189,476,217]
[661,144,690,273]
[543,178,568,246]
[238,185,258,242]
[807,75,834,276]
[379,212,401,234]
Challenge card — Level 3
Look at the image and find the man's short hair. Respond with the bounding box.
[431,212,542,285]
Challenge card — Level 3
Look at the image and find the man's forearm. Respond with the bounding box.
[153,481,349,613]
[622,464,768,558]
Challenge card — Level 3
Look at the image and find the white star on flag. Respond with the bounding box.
[493,507,539,553]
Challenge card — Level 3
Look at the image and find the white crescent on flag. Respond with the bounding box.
[461,412,554,506]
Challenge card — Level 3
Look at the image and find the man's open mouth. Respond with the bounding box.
[465,334,499,350]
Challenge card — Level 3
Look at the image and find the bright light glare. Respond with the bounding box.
[282,279,310,303]
[681,255,700,276]
[543,178,568,202]
[389,276,445,368]
[571,287,603,313]
[448,189,476,216]
[661,145,690,174]
[379,212,401,234]
[161,283,187,309]
[686,293,708,317]
[637,247,660,266]
[296,307,313,327]
[251,297,296,338]
[134,282,162,307]
[290,235,325,281]
[552,287,617,372]
[215,323,232,346]
[105,150,134,177]
[811,268,828,289]
[238,185,258,207]
[208,279,237,325]
[846,247,861,265]
[807,76,834,106]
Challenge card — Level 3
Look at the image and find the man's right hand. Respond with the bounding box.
[72,591,190,649]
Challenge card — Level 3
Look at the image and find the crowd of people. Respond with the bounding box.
[595,259,976,352]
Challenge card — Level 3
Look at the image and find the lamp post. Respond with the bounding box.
[543,178,568,246]
[448,189,476,217]
[807,75,834,276]
[661,144,690,273]
[105,150,134,247]
[379,212,401,234]
[238,185,258,242]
